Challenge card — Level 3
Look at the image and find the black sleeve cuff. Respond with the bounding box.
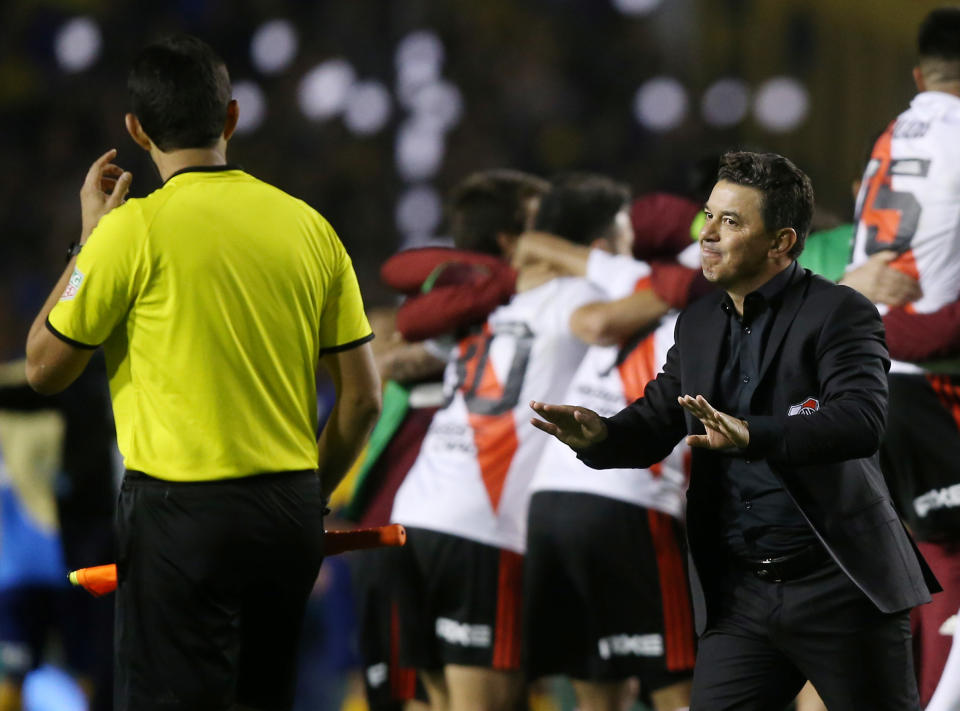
[742,415,783,459]
[574,416,620,469]
[45,318,98,350]
[319,332,375,356]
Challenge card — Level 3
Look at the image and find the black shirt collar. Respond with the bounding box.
[721,260,800,322]
[163,164,241,185]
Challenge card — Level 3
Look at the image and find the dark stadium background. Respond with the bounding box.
[0,0,943,359]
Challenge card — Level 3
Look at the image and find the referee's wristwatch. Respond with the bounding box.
[65,241,82,263]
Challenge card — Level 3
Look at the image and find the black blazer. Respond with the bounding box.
[580,267,940,634]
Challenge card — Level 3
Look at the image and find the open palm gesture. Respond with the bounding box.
[529,401,608,450]
[678,394,750,450]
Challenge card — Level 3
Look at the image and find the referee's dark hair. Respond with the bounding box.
[534,173,631,246]
[717,151,814,259]
[449,170,550,255]
[128,35,232,152]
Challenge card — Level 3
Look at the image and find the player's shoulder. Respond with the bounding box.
[902,92,960,132]
[502,276,602,328]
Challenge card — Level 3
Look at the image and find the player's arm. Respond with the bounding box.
[26,149,132,394]
[839,250,922,306]
[570,249,675,347]
[883,300,960,362]
[513,231,592,275]
[394,262,516,342]
[368,307,446,383]
[317,341,382,499]
[376,340,446,383]
[569,288,669,346]
[380,247,508,294]
[840,249,960,362]
[517,234,704,346]
[532,284,687,468]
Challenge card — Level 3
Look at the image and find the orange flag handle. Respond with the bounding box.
[324,523,407,555]
[68,564,118,597]
[68,524,407,597]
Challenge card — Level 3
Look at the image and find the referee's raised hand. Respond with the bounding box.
[80,148,132,242]
[529,400,608,450]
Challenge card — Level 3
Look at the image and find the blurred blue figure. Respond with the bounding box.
[293,554,360,711]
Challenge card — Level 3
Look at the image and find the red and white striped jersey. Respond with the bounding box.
[391,277,605,553]
[850,91,960,374]
[528,313,689,518]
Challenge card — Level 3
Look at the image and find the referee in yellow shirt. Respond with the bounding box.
[25,35,381,711]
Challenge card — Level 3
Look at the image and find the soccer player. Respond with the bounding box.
[845,8,960,706]
[517,230,698,711]
[389,173,630,711]
[24,35,381,711]
[348,170,548,711]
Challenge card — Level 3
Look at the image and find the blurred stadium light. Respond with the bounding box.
[395,185,443,236]
[701,78,750,128]
[633,77,688,131]
[54,17,101,73]
[395,30,445,109]
[395,119,445,181]
[344,80,392,136]
[405,79,463,133]
[233,80,267,134]
[250,19,298,75]
[611,0,664,16]
[753,77,809,132]
[297,59,357,120]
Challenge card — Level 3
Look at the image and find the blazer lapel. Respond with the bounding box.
[757,270,809,385]
[688,301,727,402]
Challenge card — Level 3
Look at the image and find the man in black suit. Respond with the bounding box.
[530,151,940,711]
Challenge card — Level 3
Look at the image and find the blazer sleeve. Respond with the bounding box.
[577,316,688,470]
[744,288,890,466]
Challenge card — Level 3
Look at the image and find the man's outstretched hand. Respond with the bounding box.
[529,401,607,450]
[678,394,749,450]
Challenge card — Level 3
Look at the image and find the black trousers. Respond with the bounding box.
[690,559,920,711]
[115,470,326,711]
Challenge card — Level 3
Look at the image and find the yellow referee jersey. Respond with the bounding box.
[48,166,372,481]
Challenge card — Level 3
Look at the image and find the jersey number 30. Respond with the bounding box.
[453,323,534,416]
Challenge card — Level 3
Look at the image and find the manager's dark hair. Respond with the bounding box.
[534,173,631,246]
[717,151,814,259]
[128,35,232,152]
[449,170,550,255]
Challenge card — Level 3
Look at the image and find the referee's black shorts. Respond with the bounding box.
[115,469,326,711]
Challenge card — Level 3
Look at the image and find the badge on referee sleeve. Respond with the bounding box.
[60,267,85,301]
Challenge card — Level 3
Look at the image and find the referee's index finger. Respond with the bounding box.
[85,149,118,182]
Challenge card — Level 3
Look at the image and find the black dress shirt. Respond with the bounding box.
[715,261,819,558]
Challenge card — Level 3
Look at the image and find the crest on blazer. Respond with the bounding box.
[787,397,820,416]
